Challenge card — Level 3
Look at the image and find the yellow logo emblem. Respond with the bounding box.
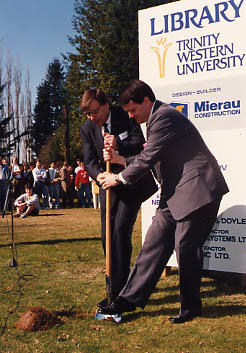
[151,37,172,78]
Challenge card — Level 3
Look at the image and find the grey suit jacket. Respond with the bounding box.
[122,101,229,220]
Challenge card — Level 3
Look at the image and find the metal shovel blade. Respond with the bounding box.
[95,309,122,323]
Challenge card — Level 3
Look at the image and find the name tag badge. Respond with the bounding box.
[119,131,128,140]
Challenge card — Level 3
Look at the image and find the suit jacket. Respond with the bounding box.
[80,105,158,203]
[122,101,229,220]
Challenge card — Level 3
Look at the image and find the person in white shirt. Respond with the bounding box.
[14,185,40,218]
[74,158,82,175]
[32,160,48,209]
[47,161,61,209]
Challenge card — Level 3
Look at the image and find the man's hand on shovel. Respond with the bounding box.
[99,143,126,189]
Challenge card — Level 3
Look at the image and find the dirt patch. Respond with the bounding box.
[16,307,91,331]
[16,307,61,331]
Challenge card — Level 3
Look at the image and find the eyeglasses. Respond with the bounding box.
[85,105,101,117]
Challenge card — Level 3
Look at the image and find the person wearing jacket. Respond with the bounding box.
[75,161,93,208]
[80,88,157,306]
[99,79,229,323]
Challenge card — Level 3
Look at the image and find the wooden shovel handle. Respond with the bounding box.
[105,161,111,277]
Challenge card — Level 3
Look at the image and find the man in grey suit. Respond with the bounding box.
[98,80,229,323]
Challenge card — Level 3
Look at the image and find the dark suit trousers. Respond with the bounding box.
[99,188,141,298]
[120,199,221,315]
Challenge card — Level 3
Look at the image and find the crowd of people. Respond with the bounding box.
[0,156,99,215]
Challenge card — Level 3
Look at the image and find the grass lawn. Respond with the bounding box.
[0,208,246,353]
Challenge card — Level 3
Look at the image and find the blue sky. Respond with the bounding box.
[0,1,75,106]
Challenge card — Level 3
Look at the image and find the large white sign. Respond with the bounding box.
[139,0,246,273]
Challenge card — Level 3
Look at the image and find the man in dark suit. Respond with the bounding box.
[99,80,229,323]
[80,89,157,306]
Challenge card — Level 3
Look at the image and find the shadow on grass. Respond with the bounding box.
[149,285,245,309]
[152,275,216,295]
[0,212,65,218]
[150,277,245,305]
[0,237,101,248]
[122,303,246,323]
[37,213,65,217]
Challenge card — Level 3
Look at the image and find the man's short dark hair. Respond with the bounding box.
[119,79,156,106]
[25,184,33,190]
[80,89,112,112]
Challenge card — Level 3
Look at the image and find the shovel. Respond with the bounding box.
[95,161,122,323]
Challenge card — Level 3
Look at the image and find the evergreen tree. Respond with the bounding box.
[31,59,66,156]
[0,83,3,111]
[65,0,179,105]
[31,80,52,156]
[61,0,179,162]
[46,58,66,130]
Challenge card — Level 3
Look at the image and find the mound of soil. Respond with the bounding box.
[16,307,61,331]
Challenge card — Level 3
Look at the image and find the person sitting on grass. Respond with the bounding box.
[14,185,40,218]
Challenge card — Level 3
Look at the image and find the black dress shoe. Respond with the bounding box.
[97,298,110,309]
[169,312,201,324]
[97,296,136,315]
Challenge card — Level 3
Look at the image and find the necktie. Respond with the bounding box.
[103,123,109,133]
